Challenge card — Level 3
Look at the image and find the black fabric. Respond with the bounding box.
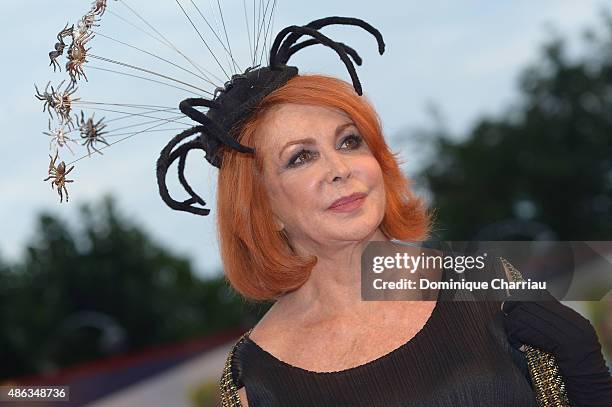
[502,292,612,406]
[231,264,539,406]
[206,65,299,163]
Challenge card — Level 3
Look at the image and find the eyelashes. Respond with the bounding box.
[286,134,364,168]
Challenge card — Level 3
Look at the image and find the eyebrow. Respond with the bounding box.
[278,122,355,159]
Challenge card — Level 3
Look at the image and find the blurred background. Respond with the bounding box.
[1,0,611,405]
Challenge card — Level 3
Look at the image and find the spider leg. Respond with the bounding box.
[44,165,57,182]
[156,126,212,216]
[287,39,362,66]
[50,151,58,166]
[90,142,103,155]
[98,137,110,147]
[64,117,74,131]
[179,98,253,154]
[49,52,62,72]
[78,66,89,82]
[275,17,385,62]
[174,140,207,207]
[67,86,78,97]
[273,26,363,95]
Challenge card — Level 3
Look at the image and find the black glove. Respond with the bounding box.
[501,290,612,407]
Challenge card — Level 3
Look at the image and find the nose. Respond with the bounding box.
[325,151,352,183]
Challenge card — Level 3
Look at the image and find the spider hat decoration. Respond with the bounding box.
[36,1,384,211]
[158,17,385,215]
[44,151,75,203]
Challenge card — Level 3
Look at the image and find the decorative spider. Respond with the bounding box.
[76,11,99,35]
[43,119,75,154]
[34,80,79,126]
[43,151,75,203]
[90,0,109,17]
[48,23,73,72]
[55,81,79,128]
[76,111,109,156]
[34,81,58,119]
[66,31,93,83]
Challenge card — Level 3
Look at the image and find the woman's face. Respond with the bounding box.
[257,103,386,251]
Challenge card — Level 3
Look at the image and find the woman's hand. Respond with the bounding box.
[501,290,612,406]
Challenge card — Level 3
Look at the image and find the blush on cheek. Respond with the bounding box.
[359,158,384,185]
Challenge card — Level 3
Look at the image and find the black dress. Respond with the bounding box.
[230,262,538,406]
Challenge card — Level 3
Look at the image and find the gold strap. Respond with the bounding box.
[499,257,570,407]
[219,330,252,407]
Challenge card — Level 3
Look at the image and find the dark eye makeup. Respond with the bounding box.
[285,133,364,168]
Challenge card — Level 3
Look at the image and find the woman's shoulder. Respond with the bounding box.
[219,330,251,404]
[218,305,283,390]
[218,307,285,407]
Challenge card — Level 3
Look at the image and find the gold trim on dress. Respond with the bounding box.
[219,329,252,407]
[500,257,570,407]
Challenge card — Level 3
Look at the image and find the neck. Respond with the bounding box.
[276,227,390,323]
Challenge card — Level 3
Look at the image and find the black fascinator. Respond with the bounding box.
[156,16,385,216]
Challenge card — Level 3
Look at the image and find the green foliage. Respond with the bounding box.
[0,196,267,380]
[189,378,220,407]
[417,12,612,240]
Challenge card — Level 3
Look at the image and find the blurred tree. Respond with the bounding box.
[0,255,25,379]
[414,12,612,240]
[0,196,268,380]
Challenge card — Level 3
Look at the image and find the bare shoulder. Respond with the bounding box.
[238,387,249,407]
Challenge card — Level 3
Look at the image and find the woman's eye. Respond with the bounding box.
[340,134,363,150]
[288,150,315,167]
[285,134,363,169]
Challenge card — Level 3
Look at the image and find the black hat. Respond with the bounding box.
[156,17,385,216]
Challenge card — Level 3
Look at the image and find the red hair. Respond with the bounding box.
[217,75,432,301]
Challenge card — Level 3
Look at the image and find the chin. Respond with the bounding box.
[325,217,382,241]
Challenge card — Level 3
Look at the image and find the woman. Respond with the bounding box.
[148,15,612,406]
[215,74,612,406]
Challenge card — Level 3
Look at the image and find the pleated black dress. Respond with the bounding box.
[230,261,538,406]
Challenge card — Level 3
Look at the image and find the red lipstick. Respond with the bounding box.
[328,192,367,211]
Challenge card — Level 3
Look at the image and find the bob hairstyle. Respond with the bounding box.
[217,75,432,301]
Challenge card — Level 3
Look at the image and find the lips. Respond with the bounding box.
[328,192,367,209]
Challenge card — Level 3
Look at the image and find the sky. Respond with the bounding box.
[0,0,608,278]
